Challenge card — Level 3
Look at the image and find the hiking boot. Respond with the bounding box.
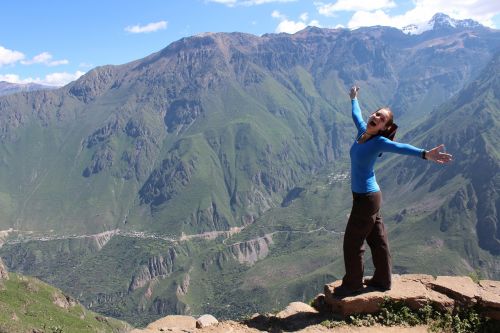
[363,277,391,291]
[333,284,364,297]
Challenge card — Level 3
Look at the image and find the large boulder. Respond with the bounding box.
[324,274,454,316]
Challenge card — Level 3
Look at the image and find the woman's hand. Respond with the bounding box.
[349,85,359,99]
[425,144,453,164]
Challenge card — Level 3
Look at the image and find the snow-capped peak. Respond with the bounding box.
[401,13,483,35]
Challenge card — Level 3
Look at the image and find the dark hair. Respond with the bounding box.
[376,107,397,157]
[379,123,398,140]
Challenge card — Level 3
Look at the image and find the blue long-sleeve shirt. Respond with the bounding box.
[350,98,424,193]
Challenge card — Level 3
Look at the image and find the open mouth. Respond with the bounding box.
[369,120,377,127]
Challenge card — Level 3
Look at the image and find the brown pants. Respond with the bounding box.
[341,191,392,290]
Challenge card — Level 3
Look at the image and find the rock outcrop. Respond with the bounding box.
[0,257,8,280]
[229,234,273,266]
[323,274,500,320]
[128,249,177,291]
[52,292,77,309]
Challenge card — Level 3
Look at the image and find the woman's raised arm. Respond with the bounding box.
[350,86,366,132]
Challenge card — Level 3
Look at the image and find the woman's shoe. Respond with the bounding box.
[363,278,391,291]
[333,284,364,297]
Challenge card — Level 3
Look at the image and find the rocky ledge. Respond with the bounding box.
[132,274,500,332]
[322,274,500,320]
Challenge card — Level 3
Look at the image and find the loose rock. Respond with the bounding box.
[275,301,319,319]
[196,314,219,328]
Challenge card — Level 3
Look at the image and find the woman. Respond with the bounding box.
[334,86,453,296]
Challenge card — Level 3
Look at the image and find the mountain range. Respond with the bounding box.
[0,13,498,326]
[0,81,58,96]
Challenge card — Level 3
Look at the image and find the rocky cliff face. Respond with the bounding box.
[129,249,177,292]
[229,234,273,266]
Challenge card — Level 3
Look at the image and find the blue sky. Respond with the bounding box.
[1,0,499,86]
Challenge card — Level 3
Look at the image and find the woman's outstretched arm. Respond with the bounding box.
[423,144,453,164]
[350,86,366,132]
[379,138,453,164]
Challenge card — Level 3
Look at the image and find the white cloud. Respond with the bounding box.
[348,9,394,29]
[272,11,321,34]
[310,19,321,27]
[346,0,500,29]
[207,0,238,5]
[21,52,69,66]
[0,70,85,87]
[125,20,168,34]
[207,0,296,7]
[276,20,307,33]
[315,0,396,16]
[0,46,25,67]
[44,71,85,86]
[272,10,286,20]
[0,74,24,83]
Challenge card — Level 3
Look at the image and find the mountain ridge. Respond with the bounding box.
[0,81,58,97]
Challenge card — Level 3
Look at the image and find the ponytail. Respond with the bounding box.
[380,123,398,141]
[378,123,398,157]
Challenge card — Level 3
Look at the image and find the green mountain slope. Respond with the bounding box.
[0,265,130,332]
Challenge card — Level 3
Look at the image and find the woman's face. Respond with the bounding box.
[367,109,391,133]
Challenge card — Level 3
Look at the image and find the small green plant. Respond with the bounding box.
[377,298,420,326]
[319,319,346,328]
[428,307,500,333]
[320,319,331,327]
[349,313,377,326]
[50,326,63,333]
[417,303,435,324]
[467,270,482,284]
[343,298,500,333]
